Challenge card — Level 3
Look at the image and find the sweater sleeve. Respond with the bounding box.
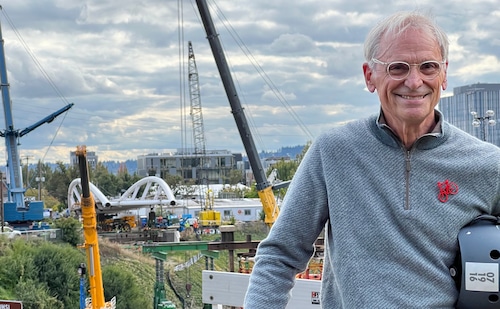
[243,139,330,308]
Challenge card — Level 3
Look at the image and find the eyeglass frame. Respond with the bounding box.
[371,58,446,80]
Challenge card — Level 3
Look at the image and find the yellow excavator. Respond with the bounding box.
[76,145,116,309]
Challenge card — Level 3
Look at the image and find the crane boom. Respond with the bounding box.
[0,19,25,210]
[0,12,73,213]
[188,41,207,156]
[195,0,279,226]
[76,145,115,309]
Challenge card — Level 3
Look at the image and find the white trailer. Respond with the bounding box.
[202,270,322,308]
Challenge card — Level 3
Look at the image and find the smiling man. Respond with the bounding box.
[363,17,448,149]
[244,10,500,309]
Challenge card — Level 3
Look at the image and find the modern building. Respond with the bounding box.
[69,150,98,169]
[137,149,243,185]
[439,83,499,145]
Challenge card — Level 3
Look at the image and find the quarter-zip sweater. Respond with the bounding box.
[244,111,500,308]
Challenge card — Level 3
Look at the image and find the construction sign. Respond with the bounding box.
[0,300,23,309]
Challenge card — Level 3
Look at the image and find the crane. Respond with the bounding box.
[194,3,320,307]
[195,0,279,227]
[0,10,73,223]
[187,40,221,228]
[188,41,207,158]
[76,145,115,309]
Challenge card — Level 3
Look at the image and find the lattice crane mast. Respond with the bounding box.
[187,41,220,227]
[188,41,207,158]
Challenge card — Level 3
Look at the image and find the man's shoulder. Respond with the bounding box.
[444,122,500,152]
[318,115,375,138]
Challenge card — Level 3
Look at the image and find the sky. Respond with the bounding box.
[0,0,499,164]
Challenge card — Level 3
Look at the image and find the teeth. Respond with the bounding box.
[400,95,425,99]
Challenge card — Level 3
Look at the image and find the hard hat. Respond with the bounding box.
[450,215,500,308]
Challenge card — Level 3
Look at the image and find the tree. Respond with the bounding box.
[102,265,150,309]
[0,239,80,308]
[296,140,312,163]
[163,174,184,195]
[270,160,297,182]
[244,183,259,198]
[0,240,37,292]
[226,169,244,185]
[54,217,82,247]
[15,279,64,309]
[32,242,82,308]
[45,162,78,208]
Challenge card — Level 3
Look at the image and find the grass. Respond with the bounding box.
[100,221,269,308]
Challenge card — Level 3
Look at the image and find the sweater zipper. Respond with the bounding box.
[404,149,412,210]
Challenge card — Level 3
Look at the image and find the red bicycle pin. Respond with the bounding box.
[437,180,458,203]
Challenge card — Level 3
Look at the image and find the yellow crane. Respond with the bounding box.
[76,145,116,309]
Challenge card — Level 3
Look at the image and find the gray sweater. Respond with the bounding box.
[244,112,500,308]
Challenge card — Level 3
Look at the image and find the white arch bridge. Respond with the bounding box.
[68,176,177,214]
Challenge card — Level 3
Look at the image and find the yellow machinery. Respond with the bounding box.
[76,145,116,309]
[99,215,136,232]
[198,189,221,227]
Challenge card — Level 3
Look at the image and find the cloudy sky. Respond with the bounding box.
[0,0,499,164]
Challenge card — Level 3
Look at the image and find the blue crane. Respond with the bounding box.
[0,15,73,220]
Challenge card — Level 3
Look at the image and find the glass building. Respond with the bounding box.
[439,83,499,146]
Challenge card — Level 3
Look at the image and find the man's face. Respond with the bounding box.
[363,28,448,127]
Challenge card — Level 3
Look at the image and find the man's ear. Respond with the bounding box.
[363,62,376,93]
[442,61,448,91]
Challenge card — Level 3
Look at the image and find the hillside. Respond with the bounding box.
[0,222,269,309]
[101,222,268,308]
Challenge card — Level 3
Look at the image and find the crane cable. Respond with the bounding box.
[0,7,72,164]
[178,0,189,156]
[207,0,315,142]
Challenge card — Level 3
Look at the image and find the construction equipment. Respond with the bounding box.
[198,189,221,227]
[193,2,320,307]
[152,252,176,309]
[76,145,116,309]
[195,0,280,227]
[0,12,73,223]
[187,41,221,228]
[98,215,136,232]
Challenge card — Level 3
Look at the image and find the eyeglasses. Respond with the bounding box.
[371,58,445,80]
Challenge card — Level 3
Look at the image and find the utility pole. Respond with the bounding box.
[21,155,34,188]
[36,160,45,201]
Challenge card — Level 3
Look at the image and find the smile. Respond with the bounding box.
[398,94,427,99]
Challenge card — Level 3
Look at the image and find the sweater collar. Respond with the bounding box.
[372,109,448,150]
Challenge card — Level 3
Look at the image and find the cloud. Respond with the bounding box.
[0,0,497,164]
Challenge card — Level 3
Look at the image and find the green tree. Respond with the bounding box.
[244,183,259,198]
[102,264,150,309]
[45,162,78,208]
[295,140,312,163]
[32,242,82,308]
[0,240,37,291]
[226,169,244,185]
[163,173,184,196]
[270,160,297,182]
[15,278,64,309]
[0,239,80,308]
[54,217,82,246]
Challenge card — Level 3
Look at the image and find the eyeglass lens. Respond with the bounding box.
[387,61,441,79]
